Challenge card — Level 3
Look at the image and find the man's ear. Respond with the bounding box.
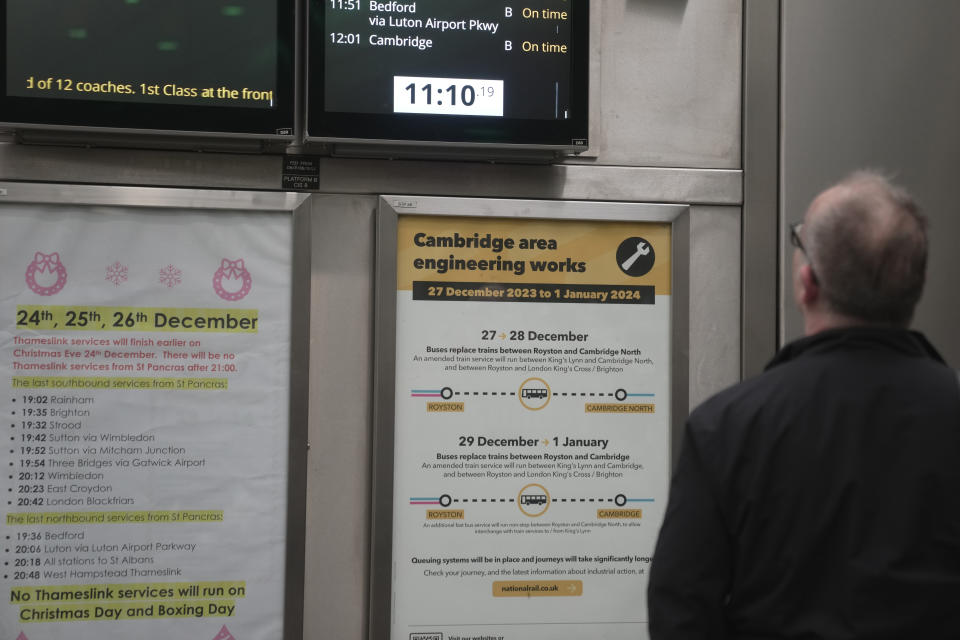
[797,263,819,306]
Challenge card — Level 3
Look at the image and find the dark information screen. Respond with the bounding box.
[6,0,280,109]
[324,1,576,119]
[311,0,588,147]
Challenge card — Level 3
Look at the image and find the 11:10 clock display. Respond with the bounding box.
[394,76,503,116]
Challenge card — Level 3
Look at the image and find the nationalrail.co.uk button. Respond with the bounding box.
[492,580,583,597]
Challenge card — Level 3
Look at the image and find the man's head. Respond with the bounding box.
[793,171,928,334]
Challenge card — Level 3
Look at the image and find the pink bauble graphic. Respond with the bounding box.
[212,258,252,301]
[24,252,67,296]
[212,625,236,640]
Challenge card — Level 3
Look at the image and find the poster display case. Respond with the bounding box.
[372,196,689,640]
[0,183,309,640]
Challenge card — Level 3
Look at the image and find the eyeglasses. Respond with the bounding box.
[789,221,818,282]
[789,221,806,250]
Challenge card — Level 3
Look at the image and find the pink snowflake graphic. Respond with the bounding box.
[159,264,182,288]
[17,632,29,640]
[105,261,128,286]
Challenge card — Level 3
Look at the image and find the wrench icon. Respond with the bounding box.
[621,240,650,271]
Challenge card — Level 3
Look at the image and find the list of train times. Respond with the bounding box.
[325,1,577,119]
[392,214,671,640]
[0,203,291,640]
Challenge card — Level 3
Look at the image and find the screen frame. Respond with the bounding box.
[306,0,589,151]
[0,0,297,139]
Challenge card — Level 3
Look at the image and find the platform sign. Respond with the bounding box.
[0,200,292,640]
[390,210,673,640]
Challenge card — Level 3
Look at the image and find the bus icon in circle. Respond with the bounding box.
[518,483,551,517]
[518,377,551,410]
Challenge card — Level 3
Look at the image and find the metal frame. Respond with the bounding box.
[370,195,690,639]
[741,0,782,374]
[286,192,311,640]
[0,181,311,640]
[0,141,742,206]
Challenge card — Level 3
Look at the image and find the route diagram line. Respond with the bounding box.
[409,496,656,505]
[409,388,656,399]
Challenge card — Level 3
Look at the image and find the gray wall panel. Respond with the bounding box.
[781,0,960,365]
[584,0,742,168]
[689,206,742,408]
[303,195,378,640]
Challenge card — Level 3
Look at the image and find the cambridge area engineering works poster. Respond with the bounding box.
[392,213,672,640]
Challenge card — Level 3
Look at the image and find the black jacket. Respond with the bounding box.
[648,327,960,639]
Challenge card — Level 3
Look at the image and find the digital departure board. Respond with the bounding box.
[0,0,295,137]
[307,0,589,151]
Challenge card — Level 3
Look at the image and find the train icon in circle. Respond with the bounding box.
[517,483,551,517]
[518,377,551,410]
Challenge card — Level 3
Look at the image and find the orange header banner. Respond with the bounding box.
[397,216,672,295]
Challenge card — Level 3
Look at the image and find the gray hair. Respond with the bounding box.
[805,170,928,327]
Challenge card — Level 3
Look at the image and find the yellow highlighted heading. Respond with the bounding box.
[426,402,464,412]
[426,510,464,520]
[6,510,224,525]
[17,305,258,333]
[396,216,673,294]
[18,599,237,622]
[585,403,655,414]
[11,581,246,604]
[598,508,643,519]
[12,376,228,390]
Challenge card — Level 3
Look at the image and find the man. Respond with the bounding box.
[648,171,960,639]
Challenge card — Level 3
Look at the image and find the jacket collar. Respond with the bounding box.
[766,326,946,371]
